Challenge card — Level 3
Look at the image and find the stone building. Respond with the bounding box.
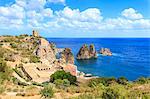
[32,30,39,37]
[36,64,51,71]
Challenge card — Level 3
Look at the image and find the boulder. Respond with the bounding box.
[34,38,56,64]
[100,48,112,56]
[60,48,74,64]
[76,44,97,59]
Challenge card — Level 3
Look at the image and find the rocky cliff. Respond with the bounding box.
[76,44,97,59]
[34,38,56,64]
[60,48,74,64]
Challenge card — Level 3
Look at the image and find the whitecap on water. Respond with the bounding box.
[112,53,123,57]
[97,53,123,57]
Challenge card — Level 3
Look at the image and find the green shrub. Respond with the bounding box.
[88,77,116,87]
[30,55,40,63]
[13,88,19,92]
[10,43,17,48]
[12,77,28,86]
[63,79,70,87]
[32,82,43,87]
[102,85,127,99]
[0,86,5,94]
[135,77,150,84]
[54,79,70,89]
[3,37,15,42]
[0,48,8,58]
[40,85,54,98]
[0,59,12,83]
[50,70,77,85]
[74,93,96,99]
[117,77,128,85]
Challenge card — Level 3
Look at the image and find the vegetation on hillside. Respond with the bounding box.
[0,58,12,94]
[40,85,54,98]
[0,35,40,63]
[50,70,77,85]
[0,35,149,99]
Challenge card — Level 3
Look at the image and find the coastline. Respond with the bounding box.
[0,32,150,99]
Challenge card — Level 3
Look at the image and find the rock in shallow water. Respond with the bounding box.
[76,44,97,59]
[60,48,74,64]
[100,48,112,56]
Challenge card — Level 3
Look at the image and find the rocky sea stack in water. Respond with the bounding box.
[100,48,112,56]
[60,48,74,64]
[76,44,97,59]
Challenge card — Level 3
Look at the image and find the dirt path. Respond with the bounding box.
[0,95,41,99]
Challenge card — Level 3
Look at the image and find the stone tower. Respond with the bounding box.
[32,30,39,37]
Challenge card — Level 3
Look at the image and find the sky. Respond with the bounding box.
[0,0,150,37]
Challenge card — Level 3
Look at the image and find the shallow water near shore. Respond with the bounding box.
[47,38,150,80]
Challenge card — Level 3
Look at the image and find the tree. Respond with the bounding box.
[40,85,54,99]
[50,70,77,85]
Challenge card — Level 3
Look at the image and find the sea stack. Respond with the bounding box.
[100,48,112,56]
[60,48,74,64]
[76,44,97,59]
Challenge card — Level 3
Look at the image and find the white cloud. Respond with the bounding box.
[56,7,102,22]
[132,19,150,29]
[52,7,150,31]
[16,0,26,7]
[0,4,25,19]
[54,7,103,30]
[121,8,143,20]
[27,11,43,20]
[0,0,149,36]
[81,8,103,22]
[42,8,53,17]
[48,0,65,5]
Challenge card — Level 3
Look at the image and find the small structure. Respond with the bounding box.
[36,64,51,71]
[84,74,92,77]
[32,30,39,37]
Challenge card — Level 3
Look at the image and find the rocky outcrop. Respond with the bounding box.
[60,48,74,64]
[50,42,57,54]
[34,38,56,64]
[76,44,97,59]
[100,48,112,56]
[63,64,77,76]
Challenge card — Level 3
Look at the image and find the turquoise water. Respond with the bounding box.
[47,38,150,80]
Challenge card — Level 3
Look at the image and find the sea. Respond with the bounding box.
[47,38,150,80]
